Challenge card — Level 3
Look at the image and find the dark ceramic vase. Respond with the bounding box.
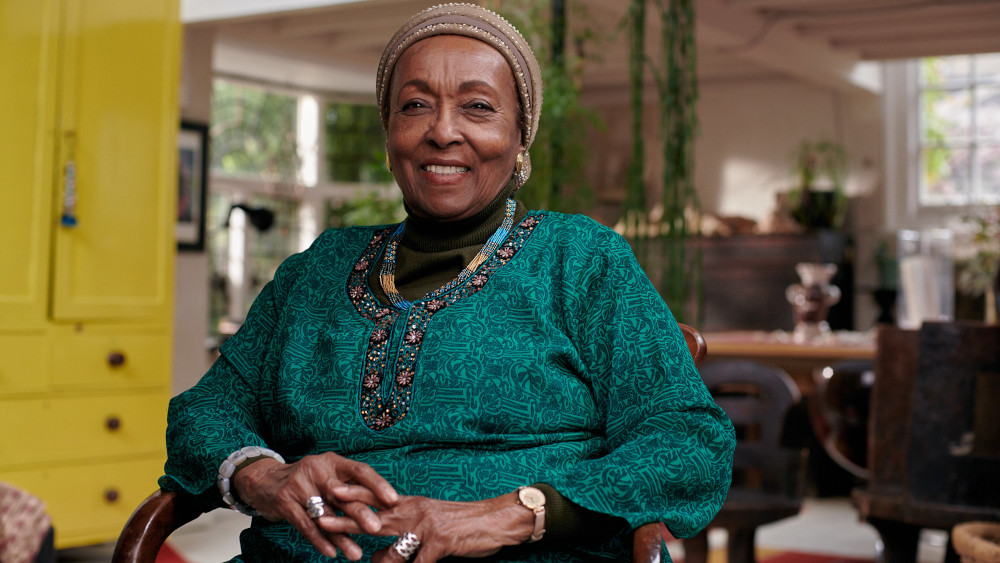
[792,189,840,231]
[993,268,1000,323]
[873,288,897,325]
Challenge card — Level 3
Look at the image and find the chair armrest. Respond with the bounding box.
[632,522,665,563]
[678,323,707,367]
[112,489,206,563]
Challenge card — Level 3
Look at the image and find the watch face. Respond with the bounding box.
[518,487,545,509]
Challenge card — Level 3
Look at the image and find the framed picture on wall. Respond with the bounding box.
[177,120,209,251]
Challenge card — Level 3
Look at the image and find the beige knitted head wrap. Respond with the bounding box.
[376,3,543,187]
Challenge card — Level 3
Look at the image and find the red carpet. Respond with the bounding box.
[661,524,876,563]
[155,542,189,563]
[671,547,875,563]
[760,553,873,563]
[672,552,874,563]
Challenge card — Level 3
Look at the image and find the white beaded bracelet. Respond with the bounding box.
[217,445,285,516]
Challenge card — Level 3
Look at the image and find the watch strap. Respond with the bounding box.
[517,486,546,542]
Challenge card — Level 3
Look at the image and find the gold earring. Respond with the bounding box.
[385,153,392,174]
[514,152,527,187]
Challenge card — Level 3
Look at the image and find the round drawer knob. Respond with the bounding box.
[107,351,126,367]
[104,488,120,503]
[106,416,121,431]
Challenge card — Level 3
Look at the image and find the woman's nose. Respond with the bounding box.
[426,110,462,147]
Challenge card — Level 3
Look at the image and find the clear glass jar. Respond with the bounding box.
[897,228,954,329]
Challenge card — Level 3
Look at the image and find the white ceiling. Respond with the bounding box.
[188,0,1000,98]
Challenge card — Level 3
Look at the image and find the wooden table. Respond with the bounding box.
[702,330,875,393]
[702,329,877,496]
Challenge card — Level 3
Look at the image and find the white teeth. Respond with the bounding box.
[424,164,469,175]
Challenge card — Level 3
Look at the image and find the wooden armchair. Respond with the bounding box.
[112,324,707,563]
[810,359,874,481]
[681,360,808,563]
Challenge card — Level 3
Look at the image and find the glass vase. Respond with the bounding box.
[786,262,841,343]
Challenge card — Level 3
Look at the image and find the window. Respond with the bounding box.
[210,80,301,186]
[205,79,403,340]
[918,53,1000,206]
[324,103,392,184]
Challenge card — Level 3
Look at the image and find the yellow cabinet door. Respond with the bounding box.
[51,0,180,322]
[0,393,168,468]
[0,0,58,328]
[1,456,167,549]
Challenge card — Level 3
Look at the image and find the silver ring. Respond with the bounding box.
[305,496,325,519]
[392,531,421,560]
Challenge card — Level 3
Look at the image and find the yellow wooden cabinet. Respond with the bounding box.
[0,0,180,549]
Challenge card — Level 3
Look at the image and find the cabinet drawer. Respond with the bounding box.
[0,393,167,467]
[0,333,47,393]
[50,325,169,390]
[0,456,166,549]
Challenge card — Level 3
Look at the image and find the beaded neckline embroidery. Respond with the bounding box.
[379,198,516,310]
[346,211,544,432]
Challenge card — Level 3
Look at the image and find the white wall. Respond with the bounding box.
[173,26,216,396]
[584,74,886,328]
[695,77,881,223]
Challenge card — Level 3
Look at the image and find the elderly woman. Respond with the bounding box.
[160,4,734,562]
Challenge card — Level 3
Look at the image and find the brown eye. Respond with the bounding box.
[468,101,495,112]
[401,100,428,112]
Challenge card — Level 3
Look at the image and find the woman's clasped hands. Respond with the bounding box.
[233,452,535,562]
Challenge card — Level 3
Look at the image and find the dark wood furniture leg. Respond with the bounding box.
[682,530,709,563]
[943,537,960,563]
[727,526,757,563]
[868,518,919,563]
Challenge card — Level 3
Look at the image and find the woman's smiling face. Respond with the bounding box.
[386,35,523,222]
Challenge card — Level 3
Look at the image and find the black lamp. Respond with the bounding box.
[223,203,275,232]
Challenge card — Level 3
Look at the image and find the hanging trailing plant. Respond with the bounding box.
[489,0,603,214]
[623,0,648,267]
[623,0,702,324]
[659,0,701,320]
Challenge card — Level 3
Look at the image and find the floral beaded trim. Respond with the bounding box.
[345,212,545,432]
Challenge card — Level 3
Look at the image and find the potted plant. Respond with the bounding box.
[788,140,848,231]
[957,206,1000,323]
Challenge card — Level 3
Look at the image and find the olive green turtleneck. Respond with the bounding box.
[366,183,626,542]
[368,181,526,304]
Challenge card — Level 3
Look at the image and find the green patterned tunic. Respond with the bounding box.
[160,211,734,562]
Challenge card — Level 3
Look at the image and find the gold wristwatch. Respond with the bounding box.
[516,486,546,542]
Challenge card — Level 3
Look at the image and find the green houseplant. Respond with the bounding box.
[788,140,848,231]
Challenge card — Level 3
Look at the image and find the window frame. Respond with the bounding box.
[883,55,1000,232]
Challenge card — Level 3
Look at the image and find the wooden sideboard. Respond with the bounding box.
[693,232,854,332]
